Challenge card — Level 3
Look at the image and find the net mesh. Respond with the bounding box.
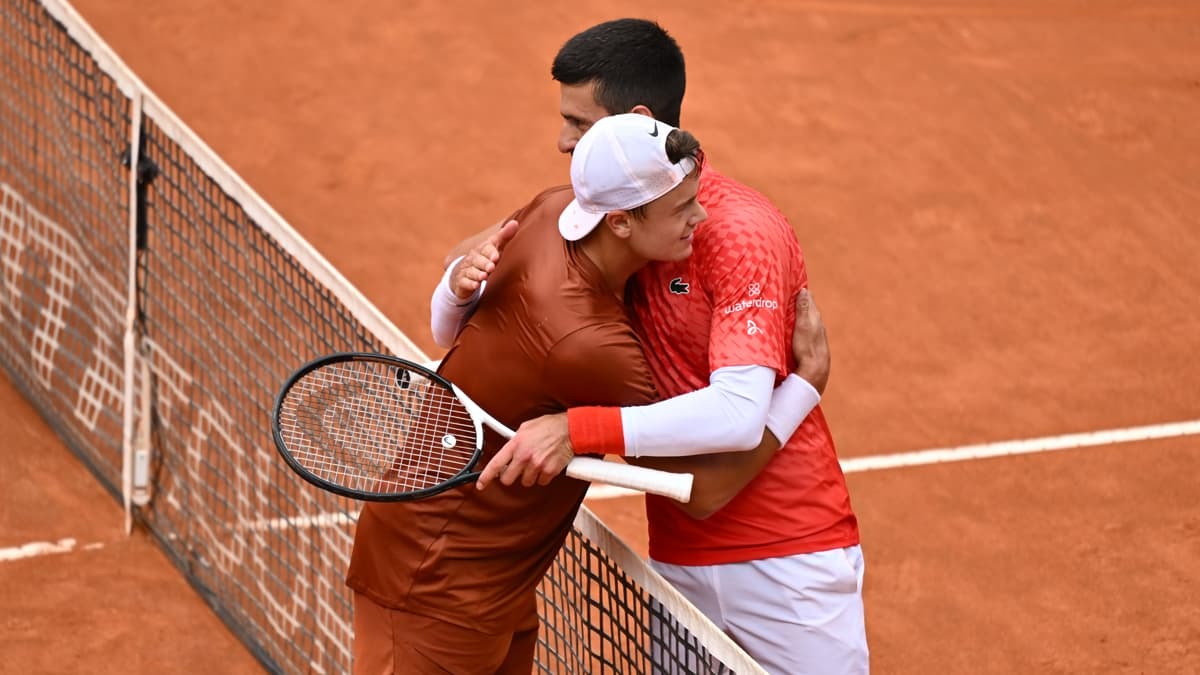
[1,0,130,490]
[0,2,763,673]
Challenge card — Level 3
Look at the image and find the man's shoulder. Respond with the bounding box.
[514,185,574,220]
[699,169,791,235]
[693,205,798,263]
[701,167,779,208]
[512,263,634,350]
[497,185,574,262]
[686,170,804,282]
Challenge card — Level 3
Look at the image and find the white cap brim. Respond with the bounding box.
[558,199,606,242]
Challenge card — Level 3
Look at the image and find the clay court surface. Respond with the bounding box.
[3,0,1200,672]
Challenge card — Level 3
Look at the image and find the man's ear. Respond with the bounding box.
[628,105,654,119]
[605,211,633,239]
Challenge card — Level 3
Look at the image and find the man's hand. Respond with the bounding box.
[791,288,831,394]
[476,413,575,490]
[449,220,519,299]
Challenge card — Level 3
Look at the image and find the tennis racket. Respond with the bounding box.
[271,352,693,503]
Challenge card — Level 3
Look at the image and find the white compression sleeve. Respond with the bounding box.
[429,255,484,347]
[621,365,822,458]
[621,365,775,458]
[764,374,821,445]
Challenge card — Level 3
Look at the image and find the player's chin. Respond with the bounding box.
[666,242,693,261]
[649,238,693,262]
[673,235,695,259]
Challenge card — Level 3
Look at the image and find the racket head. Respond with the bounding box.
[271,352,484,501]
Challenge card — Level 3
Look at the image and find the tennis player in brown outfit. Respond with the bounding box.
[346,115,824,673]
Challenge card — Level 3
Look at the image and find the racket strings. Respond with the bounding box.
[278,360,478,494]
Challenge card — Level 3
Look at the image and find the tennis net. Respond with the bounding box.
[0,1,764,673]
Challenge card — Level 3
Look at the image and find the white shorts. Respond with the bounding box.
[650,546,869,675]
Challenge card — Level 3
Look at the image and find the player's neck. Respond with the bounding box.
[578,230,647,301]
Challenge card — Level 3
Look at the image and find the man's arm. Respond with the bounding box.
[629,293,829,519]
[476,290,830,496]
[496,285,827,464]
[628,438,777,520]
[627,377,812,519]
[430,220,518,347]
[481,364,785,484]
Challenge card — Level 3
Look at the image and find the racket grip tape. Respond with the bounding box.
[564,456,693,503]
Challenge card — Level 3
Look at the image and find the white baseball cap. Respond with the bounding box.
[558,113,698,242]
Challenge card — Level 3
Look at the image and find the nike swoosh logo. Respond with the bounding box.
[649,123,659,137]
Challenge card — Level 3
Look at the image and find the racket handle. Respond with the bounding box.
[564,456,693,503]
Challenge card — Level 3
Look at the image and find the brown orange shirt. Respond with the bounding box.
[346,186,658,634]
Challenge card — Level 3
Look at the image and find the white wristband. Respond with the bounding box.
[764,374,821,445]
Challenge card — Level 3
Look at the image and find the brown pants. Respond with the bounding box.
[352,592,538,674]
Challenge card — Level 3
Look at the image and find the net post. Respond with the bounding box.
[120,95,158,533]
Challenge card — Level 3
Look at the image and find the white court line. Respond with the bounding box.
[0,537,104,562]
[10,419,1198,559]
[245,512,358,531]
[0,513,361,563]
[585,419,1200,501]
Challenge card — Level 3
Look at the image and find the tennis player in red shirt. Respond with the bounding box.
[435,19,867,675]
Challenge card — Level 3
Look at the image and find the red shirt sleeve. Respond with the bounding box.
[698,205,807,378]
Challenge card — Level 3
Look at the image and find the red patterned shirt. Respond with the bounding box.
[629,164,860,565]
